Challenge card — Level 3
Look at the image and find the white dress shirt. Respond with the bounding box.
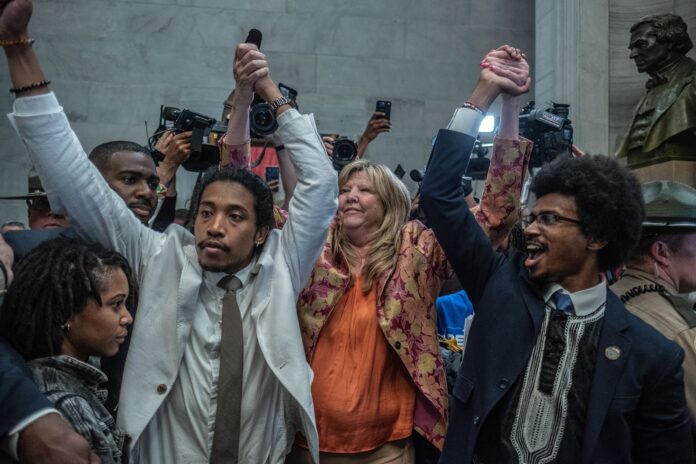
[139,259,287,463]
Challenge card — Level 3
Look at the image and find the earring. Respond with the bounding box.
[60,322,71,332]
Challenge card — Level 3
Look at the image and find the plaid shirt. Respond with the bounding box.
[29,355,125,464]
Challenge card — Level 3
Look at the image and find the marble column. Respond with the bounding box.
[535,0,610,155]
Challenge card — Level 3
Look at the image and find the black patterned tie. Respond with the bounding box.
[210,275,243,464]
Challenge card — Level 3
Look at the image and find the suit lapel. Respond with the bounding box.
[581,295,632,463]
[518,268,547,335]
[646,74,692,134]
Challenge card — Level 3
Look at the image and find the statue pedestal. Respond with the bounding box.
[629,160,696,188]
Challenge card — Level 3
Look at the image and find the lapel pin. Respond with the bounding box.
[605,346,621,361]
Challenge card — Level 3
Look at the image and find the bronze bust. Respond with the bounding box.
[615,14,696,167]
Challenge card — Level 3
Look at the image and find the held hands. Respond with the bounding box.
[232,43,270,105]
[479,45,531,97]
[0,0,31,41]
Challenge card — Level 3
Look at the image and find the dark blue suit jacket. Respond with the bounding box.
[420,129,694,463]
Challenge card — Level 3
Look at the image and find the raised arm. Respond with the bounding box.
[245,58,337,293]
[3,0,160,277]
[473,110,532,250]
[421,45,531,306]
[356,111,391,159]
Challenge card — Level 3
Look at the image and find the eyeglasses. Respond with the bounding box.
[522,212,582,228]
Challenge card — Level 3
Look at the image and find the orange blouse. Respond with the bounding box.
[305,275,416,453]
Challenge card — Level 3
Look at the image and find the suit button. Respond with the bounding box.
[156,384,167,394]
[473,416,480,425]
[395,341,402,350]
[498,379,509,389]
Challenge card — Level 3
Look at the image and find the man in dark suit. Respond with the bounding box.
[421,48,693,463]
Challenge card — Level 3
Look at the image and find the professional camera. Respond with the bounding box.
[249,97,277,138]
[331,137,358,171]
[519,101,573,168]
[150,106,223,172]
[250,83,298,139]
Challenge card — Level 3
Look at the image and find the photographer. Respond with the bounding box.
[322,110,392,162]
[150,129,192,230]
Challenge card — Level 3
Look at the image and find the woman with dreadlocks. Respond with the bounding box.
[0,237,135,464]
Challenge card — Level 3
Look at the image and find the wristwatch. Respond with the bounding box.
[269,96,295,113]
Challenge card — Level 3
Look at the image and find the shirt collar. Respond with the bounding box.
[31,355,108,386]
[543,279,607,316]
[205,255,259,292]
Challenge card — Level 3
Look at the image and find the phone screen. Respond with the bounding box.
[265,166,280,192]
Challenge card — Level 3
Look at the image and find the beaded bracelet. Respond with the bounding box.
[0,37,35,47]
[10,79,51,94]
[462,101,485,116]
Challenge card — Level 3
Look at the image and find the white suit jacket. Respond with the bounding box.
[9,93,337,463]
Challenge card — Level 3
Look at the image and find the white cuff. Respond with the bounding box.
[446,107,484,137]
[11,92,62,117]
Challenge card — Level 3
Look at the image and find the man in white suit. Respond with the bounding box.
[1,1,337,462]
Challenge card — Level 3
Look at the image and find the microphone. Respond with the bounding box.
[245,29,262,49]
[409,169,425,182]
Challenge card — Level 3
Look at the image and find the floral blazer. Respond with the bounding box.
[297,137,532,450]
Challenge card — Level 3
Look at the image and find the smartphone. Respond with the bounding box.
[278,82,298,101]
[375,100,392,120]
[265,166,280,192]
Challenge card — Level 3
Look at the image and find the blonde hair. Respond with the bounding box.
[332,159,411,293]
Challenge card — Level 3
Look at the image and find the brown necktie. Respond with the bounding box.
[210,275,243,464]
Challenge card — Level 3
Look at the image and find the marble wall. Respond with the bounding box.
[0,0,534,224]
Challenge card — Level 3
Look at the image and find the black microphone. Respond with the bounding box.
[245,29,262,49]
[409,169,424,182]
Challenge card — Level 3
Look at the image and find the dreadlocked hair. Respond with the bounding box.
[0,237,137,361]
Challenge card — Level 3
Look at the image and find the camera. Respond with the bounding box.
[249,83,298,139]
[465,140,490,180]
[519,101,573,168]
[151,106,223,172]
[249,97,277,138]
[331,137,358,171]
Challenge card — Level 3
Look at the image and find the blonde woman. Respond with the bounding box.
[286,48,531,464]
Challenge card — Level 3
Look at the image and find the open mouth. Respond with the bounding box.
[524,242,547,268]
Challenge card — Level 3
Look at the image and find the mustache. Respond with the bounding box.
[198,240,230,252]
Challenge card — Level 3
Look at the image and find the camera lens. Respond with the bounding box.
[249,102,278,137]
[331,139,358,171]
